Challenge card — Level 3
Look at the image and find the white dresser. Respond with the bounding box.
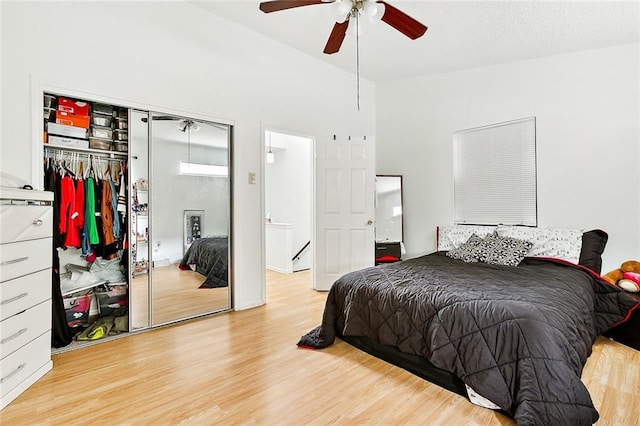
[0,188,54,410]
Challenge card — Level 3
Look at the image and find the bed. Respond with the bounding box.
[178,237,229,288]
[298,226,639,425]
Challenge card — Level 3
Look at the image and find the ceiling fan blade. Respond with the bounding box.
[377,1,427,40]
[323,20,349,54]
[259,0,327,13]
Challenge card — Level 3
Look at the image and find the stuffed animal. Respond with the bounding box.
[603,260,640,292]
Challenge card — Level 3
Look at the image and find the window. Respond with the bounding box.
[453,117,537,226]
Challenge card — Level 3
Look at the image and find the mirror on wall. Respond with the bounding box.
[375,175,403,243]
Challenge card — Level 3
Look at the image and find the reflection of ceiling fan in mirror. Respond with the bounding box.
[140,115,228,132]
[259,0,427,54]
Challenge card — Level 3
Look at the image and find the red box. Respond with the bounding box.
[56,110,90,129]
[58,97,90,116]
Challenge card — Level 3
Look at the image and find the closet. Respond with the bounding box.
[42,91,232,350]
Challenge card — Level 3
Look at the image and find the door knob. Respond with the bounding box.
[367,220,373,226]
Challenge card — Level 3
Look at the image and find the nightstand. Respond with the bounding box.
[375,242,401,265]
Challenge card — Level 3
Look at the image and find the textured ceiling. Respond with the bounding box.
[194,0,640,82]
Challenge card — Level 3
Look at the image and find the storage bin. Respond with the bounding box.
[56,110,90,128]
[114,117,128,130]
[43,94,56,109]
[90,126,113,139]
[89,138,111,150]
[97,285,128,317]
[63,292,92,329]
[58,97,90,116]
[91,114,112,127]
[44,107,56,122]
[113,129,128,141]
[92,103,114,116]
[113,142,128,152]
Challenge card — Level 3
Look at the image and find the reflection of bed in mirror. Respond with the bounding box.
[178,236,228,288]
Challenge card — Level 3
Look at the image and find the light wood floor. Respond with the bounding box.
[3,270,639,424]
[131,266,230,328]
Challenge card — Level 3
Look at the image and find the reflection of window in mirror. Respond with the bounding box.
[375,175,403,242]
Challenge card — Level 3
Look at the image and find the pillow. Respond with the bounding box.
[578,229,608,274]
[438,225,497,251]
[495,225,583,264]
[446,234,486,263]
[478,234,533,267]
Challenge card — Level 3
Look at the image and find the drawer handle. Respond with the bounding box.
[1,256,29,266]
[33,219,44,226]
[1,363,26,384]
[1,328,27,344]
[1,292,28,305]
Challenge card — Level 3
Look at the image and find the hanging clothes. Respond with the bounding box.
[82,177,99,257]
[59,176,75,235]
[109,179,120,239]
[117,167,127,217]
[72,175,85,232]
[44,160,72,348]
[101,179,115,246]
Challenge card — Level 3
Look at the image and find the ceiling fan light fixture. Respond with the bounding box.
[369,2,385,23]
[362,0,378,17]
[177,120,199,132]
[333,0,353,23]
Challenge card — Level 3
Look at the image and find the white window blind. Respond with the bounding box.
[453,117,537,226]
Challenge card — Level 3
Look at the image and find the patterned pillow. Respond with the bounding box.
[496,226,583,263]
[438,225,497,251]
[446,234,486,263]
[478,234,533,267]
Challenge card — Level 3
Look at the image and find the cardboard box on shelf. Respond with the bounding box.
[47,122,88,138]
[58,97,90,116]
[56,110,90,129]
[47,135,89,149]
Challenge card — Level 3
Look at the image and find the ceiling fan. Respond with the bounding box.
[259,0,427,54]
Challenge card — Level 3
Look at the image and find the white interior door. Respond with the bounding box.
[314,136,375,291]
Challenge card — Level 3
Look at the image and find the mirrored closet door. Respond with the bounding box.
[130,111,231,328]
[148,112,231,325]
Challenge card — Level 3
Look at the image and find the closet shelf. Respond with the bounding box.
[44,143,127,158]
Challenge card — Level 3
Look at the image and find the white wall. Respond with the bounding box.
[377,43,639,274]
[0,1,375,310]
[265,131,312,271]
[151,139,229,264]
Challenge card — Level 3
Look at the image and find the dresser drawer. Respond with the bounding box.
[0,239,51,283]
[0,331,51,400]
[0,269,50,321]
[0,205,53,245]
[1,300,51,360]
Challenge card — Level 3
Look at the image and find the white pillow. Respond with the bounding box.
[495,225,583,264]
[438,225,497,251]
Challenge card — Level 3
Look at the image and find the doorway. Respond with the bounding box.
[264,130,313,291]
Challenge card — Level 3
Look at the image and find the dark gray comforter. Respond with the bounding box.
[299,252,639,425]
[179,237,228,288]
